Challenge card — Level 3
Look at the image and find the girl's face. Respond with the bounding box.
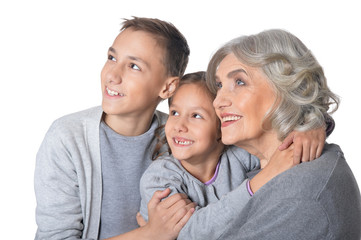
[213,53,277,147]
[165,83,222,164]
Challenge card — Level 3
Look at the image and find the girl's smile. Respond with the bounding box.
[173,137,194,146]
[165,83,223,164]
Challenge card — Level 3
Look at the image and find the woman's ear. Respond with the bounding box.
[159,77,179,99]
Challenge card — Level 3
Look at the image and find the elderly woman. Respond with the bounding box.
[178,29,361,239]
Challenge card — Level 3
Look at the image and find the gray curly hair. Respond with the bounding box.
[206,29,339,140]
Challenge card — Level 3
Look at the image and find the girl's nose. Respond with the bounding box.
[174,118,188,133]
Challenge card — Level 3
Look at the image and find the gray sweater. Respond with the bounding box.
[34,106,168,240]
[35,106,361,239]
[177,143,361,240]
[139,146,260,221]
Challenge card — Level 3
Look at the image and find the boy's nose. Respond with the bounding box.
[106,65,123,84]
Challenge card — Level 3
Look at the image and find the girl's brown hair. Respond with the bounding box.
[152,71,211,160]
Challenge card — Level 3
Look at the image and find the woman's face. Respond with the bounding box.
[213,53,277,146]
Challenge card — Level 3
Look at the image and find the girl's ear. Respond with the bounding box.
[159,77,179,99]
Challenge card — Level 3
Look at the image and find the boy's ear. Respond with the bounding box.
[159,77,179,99]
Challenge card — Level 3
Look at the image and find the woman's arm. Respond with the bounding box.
[227,145,260,172]
[218,199,330,240]
[177,179,251,240]
[177,143,301,240]
[249,146,295,193]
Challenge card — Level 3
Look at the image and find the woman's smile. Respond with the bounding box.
[220,113,242,127]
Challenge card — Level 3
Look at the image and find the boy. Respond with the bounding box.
[34,17,195,240]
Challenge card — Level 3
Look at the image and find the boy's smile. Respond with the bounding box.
[106,87,124,97]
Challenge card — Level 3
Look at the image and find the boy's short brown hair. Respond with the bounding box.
[121,17,190,78]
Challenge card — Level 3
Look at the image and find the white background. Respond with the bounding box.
[1,0,360,238]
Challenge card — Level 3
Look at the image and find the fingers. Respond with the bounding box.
[315,131,326,159]
[316,140,324,159]
[303,133,325,162]
[148,191,195,222]
[279,132,295,151]
[301,140,310,162]
[136,212,147,227]
[288,127,327,164]
[160,195,194,221]
[160,192,190,209]
[146,190,195,239]
[309,142,317,162]
[148,188,171,209]
[293,140,302,165]
[168,202,196,233]
[173,207,195,233]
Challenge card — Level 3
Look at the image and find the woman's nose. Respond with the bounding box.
[213,90,231,110]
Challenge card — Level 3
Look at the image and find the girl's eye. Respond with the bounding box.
[130,63,140,71]
[108,55,116,62]
[170,110,179,116]
[215,81,222,89]
[236,79,245,86]
[192,113,202,119]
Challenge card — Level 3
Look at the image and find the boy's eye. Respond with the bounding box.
[108,55,116,62]
[236,79,245,86]
[170,110,179,116]
[130,63,140,71]
[192,113,202,119]
[215,81,222,89]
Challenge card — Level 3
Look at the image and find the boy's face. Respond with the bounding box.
[165,83,222,164]
[101,28,168,118]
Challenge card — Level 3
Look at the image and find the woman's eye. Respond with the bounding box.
[130,63,140,71]
[108,55,116,62]
[193,113,202,119]
[236,79,245,86]
[215,82,222,89]
[170,110,179,116]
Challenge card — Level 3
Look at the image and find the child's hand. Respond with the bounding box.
[250,145,295,193]
[144,188,196,240]
[278,127,326,164]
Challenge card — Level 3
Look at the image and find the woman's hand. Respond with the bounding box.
[279,127,326,164]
